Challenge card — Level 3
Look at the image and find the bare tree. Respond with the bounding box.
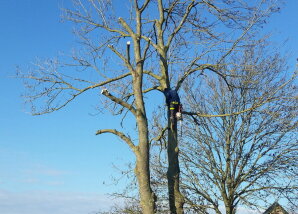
[18,0,284,213]
[179,43,298,214]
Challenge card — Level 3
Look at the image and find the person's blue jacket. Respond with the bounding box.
[164,88,180,105]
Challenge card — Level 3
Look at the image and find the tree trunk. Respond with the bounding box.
[225,205,235,214]
[134,110,156,214]
[167,108,184,214]
[133,65,156,213]
[135,150,156,214]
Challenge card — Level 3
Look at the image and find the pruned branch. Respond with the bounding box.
[101,88,137,116]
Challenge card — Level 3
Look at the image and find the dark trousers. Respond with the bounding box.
[169,102,179,119]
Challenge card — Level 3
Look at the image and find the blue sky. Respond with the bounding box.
[0,1,297,214]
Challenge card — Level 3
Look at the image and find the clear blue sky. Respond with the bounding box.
[0,1,297,214]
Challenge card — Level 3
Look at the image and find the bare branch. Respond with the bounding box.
[108,45,135,73]
[64,8,129,37]
[166,1,197,48]
[101,89,137,116]
[96,129,136,152]
[118,17,135,37]
[150,126,168,144]
[139,0,150,13]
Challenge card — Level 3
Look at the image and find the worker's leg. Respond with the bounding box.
[170,103,175,120]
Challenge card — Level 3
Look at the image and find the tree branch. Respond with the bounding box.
[101,89,137,116]
[150,126,168,144]
[166,1,197,48]
[118,17,135,37]
[138,0,150,13]
[64,8,129,36]
[96,129,136,151]
[108,45,135,73]
[183,102,262,118]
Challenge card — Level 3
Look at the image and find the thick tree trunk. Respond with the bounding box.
[134,113,156,214]
[225,205,235,214]
[167,108,184,214]
[133,64,156,213]
[135,150,156,214]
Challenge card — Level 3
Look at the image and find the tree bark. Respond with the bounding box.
[133,56,156,213]
[135,149,156,213]
[225,204,235,214]
[167,108,184,214]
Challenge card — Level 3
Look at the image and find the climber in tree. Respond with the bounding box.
[164,88,182,121]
